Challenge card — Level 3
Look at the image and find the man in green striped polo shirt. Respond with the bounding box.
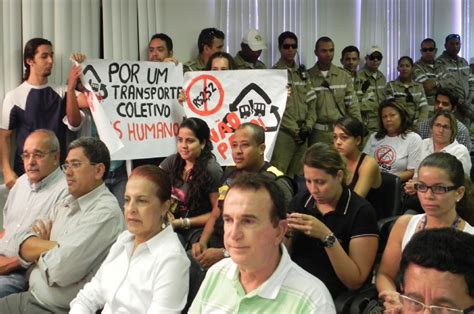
[189,173,335,313]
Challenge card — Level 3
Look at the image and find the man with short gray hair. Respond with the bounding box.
[0,137,124,313]
[0,129,69,298]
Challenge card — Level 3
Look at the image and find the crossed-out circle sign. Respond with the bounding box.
[186,74,224,116]
[375,145,396,165]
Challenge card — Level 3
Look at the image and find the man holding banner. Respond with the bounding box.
[72,53,185,207]
[134,33,180,170]
[0,38,84,189]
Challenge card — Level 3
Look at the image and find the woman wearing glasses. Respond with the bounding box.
[363,99,422,182]
[406,110,471,192]
[376,152,474,311]
[385,56,429,125]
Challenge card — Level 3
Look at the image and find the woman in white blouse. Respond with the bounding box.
[70,165,190,314]
[405,111,471,198]
[419,110,471,175]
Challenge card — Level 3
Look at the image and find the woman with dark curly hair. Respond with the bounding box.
[363,99,422,182]
[160,117,223,249]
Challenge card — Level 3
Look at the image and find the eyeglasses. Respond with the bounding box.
[432,123,451,131]
[368,54,382,61]
[414,182,458,194]
[405,87,414,103]
[282,44,297,50]
[61,161,97,172]
[21,150,57,161]
[421,47,436,52]
[399,294,471,314]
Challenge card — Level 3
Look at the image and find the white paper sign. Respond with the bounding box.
[81,59,185,160]
[183,70,288,165]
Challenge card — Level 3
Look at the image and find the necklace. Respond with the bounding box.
[417,213,461,231]
[183,167,193,182]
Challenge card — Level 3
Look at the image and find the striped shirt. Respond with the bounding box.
[189,245,335,314]
[436,51,474,103]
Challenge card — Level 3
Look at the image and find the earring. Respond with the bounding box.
[161,221,166,229]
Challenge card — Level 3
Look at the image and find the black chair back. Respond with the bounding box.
[367,172,402,220]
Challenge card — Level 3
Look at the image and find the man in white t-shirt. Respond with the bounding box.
[0,38,85,189]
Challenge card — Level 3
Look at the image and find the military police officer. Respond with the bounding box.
[271,31,316,178]
[308,36,361,145]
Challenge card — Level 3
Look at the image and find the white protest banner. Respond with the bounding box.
[73,60,124,155]
[81,60,185,160]
[183,70,287,165]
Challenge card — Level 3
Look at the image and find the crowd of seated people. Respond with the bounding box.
[1,27,474,313]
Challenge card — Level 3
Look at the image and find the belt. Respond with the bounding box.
[314,123,333,131]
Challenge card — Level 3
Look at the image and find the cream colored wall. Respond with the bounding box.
[138,0,220,63]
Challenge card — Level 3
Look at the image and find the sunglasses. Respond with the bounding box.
[282,44,298,50]
[368,55,382,61]
[421,47,436,52]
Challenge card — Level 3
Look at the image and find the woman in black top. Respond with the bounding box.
[333,116,381,198]
[160,118,223,249]
[287,142,379,297]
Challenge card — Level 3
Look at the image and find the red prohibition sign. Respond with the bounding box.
[186,74,224,116]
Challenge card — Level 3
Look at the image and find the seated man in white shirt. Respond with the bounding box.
[190,173,335,314]
[0,137,125,313]
[0,129,69,298]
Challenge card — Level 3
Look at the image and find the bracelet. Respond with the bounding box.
[183,218,191,230]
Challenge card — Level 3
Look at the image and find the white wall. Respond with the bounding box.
[138,0,220,63]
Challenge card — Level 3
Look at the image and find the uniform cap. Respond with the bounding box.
[366,45,383,58]
[242,29,268,51]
